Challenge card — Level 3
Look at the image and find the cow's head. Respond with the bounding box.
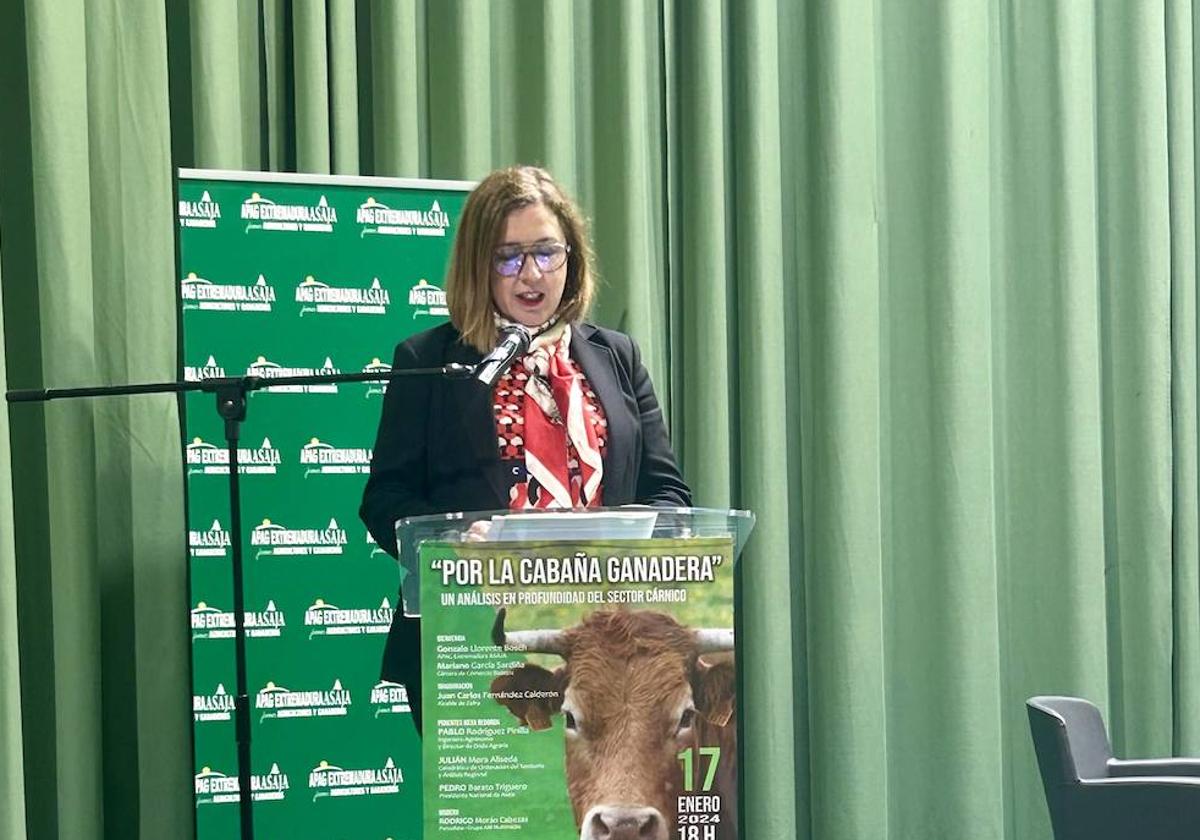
[490,608,735,840]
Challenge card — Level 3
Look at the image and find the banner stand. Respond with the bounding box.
[178,170,470,840]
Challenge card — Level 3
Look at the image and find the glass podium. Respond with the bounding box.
[394,506,755,840]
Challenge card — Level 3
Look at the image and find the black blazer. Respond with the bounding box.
[359,321,692,722]
[360,321,692,554]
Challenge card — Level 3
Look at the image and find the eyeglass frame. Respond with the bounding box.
[492,241,572,277]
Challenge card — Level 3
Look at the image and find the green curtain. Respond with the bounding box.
[1,1,1197,839]
[0,248,26,840]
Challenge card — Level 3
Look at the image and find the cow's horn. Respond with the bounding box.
[491,608,569,656]
[693,629,735,652]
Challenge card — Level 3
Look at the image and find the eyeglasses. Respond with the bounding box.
[493,242,570,277]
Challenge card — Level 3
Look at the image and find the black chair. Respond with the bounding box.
[1027,696,1200,840]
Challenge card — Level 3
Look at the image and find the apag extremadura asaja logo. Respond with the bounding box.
[194,764,289,804]
[370,680,411,717]
[189,600,285,640]
[190,602,235,640]
[241,191,337,233]
[304,596,393,637]
[300,437,372,476]
[356,195,449,237]
[361,357,392,399]
[296,274,390,316]
[251,518,348,558]
[193,683,235,722]
[187,436,281,475]
[408,278,448,317]
[181,271,276,313]
[184,355,226,382]
[308,757,403,800]
[256,678,352,720]
[245,600,286,637]
[246,355,342,394]
[188,519,231,558]
[179,190,221,228]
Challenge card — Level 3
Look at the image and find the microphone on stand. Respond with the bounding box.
[473,324,532,387]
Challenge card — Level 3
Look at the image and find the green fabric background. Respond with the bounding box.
[1,1,1198,839]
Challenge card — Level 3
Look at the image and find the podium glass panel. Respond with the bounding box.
[398,506,754,840]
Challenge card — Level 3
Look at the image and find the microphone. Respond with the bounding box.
[473,324,532,387]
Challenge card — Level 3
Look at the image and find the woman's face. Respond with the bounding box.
[490,202,568,327]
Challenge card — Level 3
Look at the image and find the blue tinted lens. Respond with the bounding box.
[494,244,566,275]
[495,253,524,275]
[532,247,563,271]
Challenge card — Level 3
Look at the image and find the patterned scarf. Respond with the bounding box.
[498,318,604,509]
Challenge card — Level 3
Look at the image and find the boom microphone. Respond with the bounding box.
[473,324,532,387]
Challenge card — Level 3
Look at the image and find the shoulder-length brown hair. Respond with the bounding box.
[447,166,596,353]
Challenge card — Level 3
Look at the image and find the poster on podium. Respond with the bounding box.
[418,532,739,840]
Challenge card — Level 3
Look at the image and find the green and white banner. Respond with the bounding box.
[419,537,739,840]
[177,169,470,839]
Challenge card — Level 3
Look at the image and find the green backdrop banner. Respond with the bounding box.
[177,169,470,839]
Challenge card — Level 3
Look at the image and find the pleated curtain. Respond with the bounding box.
[1,2,1197,839]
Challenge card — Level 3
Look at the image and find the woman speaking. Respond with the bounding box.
[359,165,691,728]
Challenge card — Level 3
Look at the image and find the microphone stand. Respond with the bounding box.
[5,363,474,840]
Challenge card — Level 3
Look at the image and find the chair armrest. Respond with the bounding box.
[1063,777,1200,838]
[1084,776,1200,788]
[1109,759,1200,778]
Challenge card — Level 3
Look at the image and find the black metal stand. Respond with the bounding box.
[6,363,473,840]
[214,381,254,839]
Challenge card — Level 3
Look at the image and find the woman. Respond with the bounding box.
[360,165,691,729]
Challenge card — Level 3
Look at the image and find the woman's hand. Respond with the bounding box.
[464,519,493,542]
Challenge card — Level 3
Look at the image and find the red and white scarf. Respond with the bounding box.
[505,321,604,509]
